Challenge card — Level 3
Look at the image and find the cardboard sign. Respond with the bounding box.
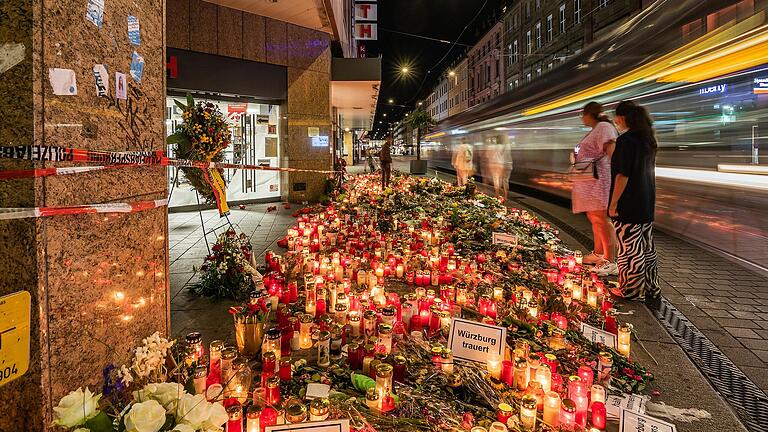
[492,232,518,246]
[267,419,349,432]
[580,322,617,348]
[620,409,676,432]
[0,291,31,387]
[447,317,507,363]
[607,394,648,419]
[305,382,331,400]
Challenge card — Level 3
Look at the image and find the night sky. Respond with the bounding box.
[369,0,506,139]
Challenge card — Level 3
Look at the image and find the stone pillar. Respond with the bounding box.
[0,0,168,430]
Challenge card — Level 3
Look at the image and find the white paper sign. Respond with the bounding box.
[48,68,77,95]
[607,394,648,419]
[620,409,676,432]
[266,419,349,432]
[354,3,377,20]
[447,317,507,363]
[492,232,518,246]
[305,382,330,400]
[92,64,108,97]
[115,72,127,99]
[581,322,617,348]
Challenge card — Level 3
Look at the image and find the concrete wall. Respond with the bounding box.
[166,0,333,202]
[0,0,168,429]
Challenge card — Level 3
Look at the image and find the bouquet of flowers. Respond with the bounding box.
[191,229,261,300]
[229,295,271,355]
[167,94,231,204]
[51,332,228,432]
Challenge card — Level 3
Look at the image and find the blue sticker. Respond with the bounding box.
[130,51,144,84]
[128,15,140,46]
[85,0,105,28]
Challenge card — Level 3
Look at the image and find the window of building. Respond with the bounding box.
[600,0,609,8]
[574,0,581,24]
[536,67,542,77]
[536,0,541,9]
[526,72,532,82]
[559,4,566,33]
[535,23,541,49]
[547,15,553,41]
[514,79,519,88]
[513,40,519,62]
[526,1,531,18]
[526,30,532,54]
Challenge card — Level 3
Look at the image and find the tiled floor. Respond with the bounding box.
[169,203,296,347]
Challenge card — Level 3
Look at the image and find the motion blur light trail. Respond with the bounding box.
[424,1,768,269]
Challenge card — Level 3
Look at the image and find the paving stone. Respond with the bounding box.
[728,310,760,319]
[702,308,733,318]
[713,317,764,329]
[723,327,762,339]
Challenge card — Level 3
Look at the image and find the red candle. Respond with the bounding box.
[288,282,298,303]
[591,401,607,429]
[279,359,292,381]
[502,360,514,386]
[578,365,594,389]
[226,405,242,432]
[259,407,277,432]
[265,377,280,406]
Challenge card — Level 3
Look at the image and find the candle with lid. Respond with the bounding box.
[559,398,577,430]
[226,404,243,432]
[543,391,561,427]
[246,406,260,432]
[309,398,330,421]
[618,323,632,357]
[520,395,537,430]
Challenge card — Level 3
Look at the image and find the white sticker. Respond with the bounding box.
[48,68,77,95]
[129,51,144,84]
[269,184,278,192]
[92,64,108,97]
[447,317,507,363]
[85,0,105,27]
[266,419,349,432]
[115,72,127,99]
[607,394,648,419]
[492,232,518,246]
[620,409,676,432]
[581,322,617,348]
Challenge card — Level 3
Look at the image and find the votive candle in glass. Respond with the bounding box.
[591,401,607,429]
[246,406,260,432]
[226,405,243,432]
[520,395,537,430]
[618,323,632,357]
[543,391,561,427]
[514,357,529,391]
[559,399,577,431]
[535,363,552,392]
[486,354,502,381]
[299,314,313,350]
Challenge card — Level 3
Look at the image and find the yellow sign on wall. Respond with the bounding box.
[0,291,31,387]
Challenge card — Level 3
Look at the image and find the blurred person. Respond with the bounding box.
[608,101,660,304]
[572,102,617,275]
[486,142,512,199]
[452,139,474,186]
[380,137,393,188]
[366,148,376,173]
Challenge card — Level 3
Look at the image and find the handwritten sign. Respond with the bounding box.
[620,409,676,432]
[447,318,507,363]
[0,291,31,387]
[580,322,617,348]
[267,419,349,432]
[492,232,518,246]
[607,394,648,419]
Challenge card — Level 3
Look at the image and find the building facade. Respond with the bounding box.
[448,58,469,117]
[468,21,505,107]
[503,0,644,91]
[426,75,450,121]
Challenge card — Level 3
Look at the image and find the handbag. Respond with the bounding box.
[566,155,603,182]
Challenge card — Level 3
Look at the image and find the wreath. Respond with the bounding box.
[167,94,230,203]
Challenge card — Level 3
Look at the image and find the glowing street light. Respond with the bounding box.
[418,102,423,106]
[388,98,394,104]
[448,71,456,77]
[401,66,409,74]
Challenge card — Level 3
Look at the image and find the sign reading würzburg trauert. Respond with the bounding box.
[447,317,507,363]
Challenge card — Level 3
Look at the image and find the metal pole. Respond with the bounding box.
[196,191,211,255]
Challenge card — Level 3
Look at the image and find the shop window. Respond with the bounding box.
[574,0,581,24]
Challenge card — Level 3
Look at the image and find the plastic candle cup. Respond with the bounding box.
[590,384,607,409]
[543,391,561,427]
[560,398,577,430]
[487,354,502,381]
[535,363,552,392]
[591,401,607,429]
[246,406,260,432]
[226,405,243,432]
[520,395,537,430]
[618,323,632,357]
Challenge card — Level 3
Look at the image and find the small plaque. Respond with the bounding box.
[0,291,31,387]
[267,419,349,432]
[580,322,617,348]
[492,232,518,246]
[447,317,507,363]
[620,409,676,432]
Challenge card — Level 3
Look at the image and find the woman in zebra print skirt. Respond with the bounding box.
[608,101,661,303]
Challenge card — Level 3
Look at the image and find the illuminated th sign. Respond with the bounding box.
[698,84,726,95]
[354,3,377,21]
[754,77,768,94]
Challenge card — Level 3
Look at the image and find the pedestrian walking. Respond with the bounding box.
[571,102,617,275]
[486,142,511,200]
[452,139,474,186]
[380,137,393,188]
[608,101,661,304]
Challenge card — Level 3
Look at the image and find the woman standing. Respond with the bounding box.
[608,101,661,303]
[572,102,617,275]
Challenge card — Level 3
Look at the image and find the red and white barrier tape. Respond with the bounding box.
[0,199,168,220]
[0,145,338,179]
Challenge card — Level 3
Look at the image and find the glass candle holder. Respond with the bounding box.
[597,352,613,385]
[299,314,314,350]
[393,355,407,382]
[535,363,552,393]
[590,383,607,409]
[279,359,292,381]
[543,390,561,427]
[591,401,607,429]
[520,395,537,431]
[317,330,331,367]
[440,349,454,373]
[263,328,281,370]
[284,400,307,424]
[209,340,225,375]
[559,398,576,431]
[309,398,330,421]
[226,405,243,432]
[514,357,529,391]
[618,323,632,357]
[375,363,394,400]
[335,303,348,325]
[220,347,238,384]
[486,354,502,380]
[349,311,362,337]
[185,331,204,365]
[497,403,514,424]
[246,406,260,432]
[377,323,394,354]
[265,376,281,406]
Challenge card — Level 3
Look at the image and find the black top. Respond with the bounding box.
[609,131,656,224]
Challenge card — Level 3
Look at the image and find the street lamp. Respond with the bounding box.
[448,71,456,77]
[401,66,409,74]
[388,98,394,104]
[418,101,423,106]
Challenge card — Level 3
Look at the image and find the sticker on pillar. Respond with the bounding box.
[85,0,105,28]
[258,159,271,167]
[127,15,140,46]
[0,291,31,387]
[265,137,278,157]
[130,51,144,84]
[48,68,78,95]
[312,136,329,147]
[269,184,278,192]
[308,127,320,137]
[115,72,127,99]
[92,64,109,97]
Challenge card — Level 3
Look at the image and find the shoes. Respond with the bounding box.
[644,293,662,311]
[582,252,604,265]
[593,261,618,276]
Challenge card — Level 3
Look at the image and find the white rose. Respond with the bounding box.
[124,400,167,432]
[172,425,195,432]
[175,393,210,429]
[134,382,185,411]
[52,387,101,428]
[200,402,228,431]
